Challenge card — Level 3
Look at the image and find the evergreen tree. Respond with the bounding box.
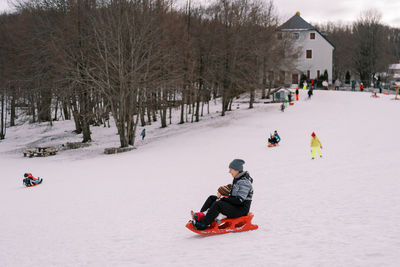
[345,71,351,84]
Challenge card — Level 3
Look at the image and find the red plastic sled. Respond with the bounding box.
[268,142,279,147]
[186,212,258,235]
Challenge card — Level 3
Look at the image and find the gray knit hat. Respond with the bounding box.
[229,159,245,172]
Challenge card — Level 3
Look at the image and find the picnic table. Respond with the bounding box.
[24,146,59,157]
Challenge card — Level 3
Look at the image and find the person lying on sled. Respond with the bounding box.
[23,173,41,186]
[192,159,254,230]
[268,134,278,145]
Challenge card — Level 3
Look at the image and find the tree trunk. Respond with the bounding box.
[195,83,201,122]
[160,90,167,128]
[80,91,91,143]
[0,90,5,139]
[62,98,70,120]
[221,89,226,116]
[53,98,59,121]
[10,93,15,127]
[179,90,185,124]
[146,105,152,125]
[38,88,52,122]
[140,105,146,126]
[249,87,254,109]
[30,94,36,123]
[71,98,82,134]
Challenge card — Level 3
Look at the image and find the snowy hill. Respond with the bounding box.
[1,90,400,267]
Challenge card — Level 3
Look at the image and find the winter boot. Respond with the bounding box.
[192,220,207,230]
[191,211,205,223]
[194,212,205,222]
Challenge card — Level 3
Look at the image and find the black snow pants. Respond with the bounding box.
[199,195,250,226]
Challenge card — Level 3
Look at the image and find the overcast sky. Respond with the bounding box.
[276,0,400,27]
[1,0,399,27]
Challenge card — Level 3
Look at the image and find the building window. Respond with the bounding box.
[307,70,310,79]
[292,32,299,39]
[306,50,312,59]
[317,70,320,78]
[277,32,282,40]
[310,33,315,39]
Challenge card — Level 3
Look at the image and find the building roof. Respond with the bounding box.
[278,13,335,49]
[279,14,315,31]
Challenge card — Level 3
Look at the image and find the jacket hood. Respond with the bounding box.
[234,171,253,184]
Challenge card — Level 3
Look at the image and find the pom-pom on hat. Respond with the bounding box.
[311,132,316,137]
[218,184,232,196]
[229,159,245,172]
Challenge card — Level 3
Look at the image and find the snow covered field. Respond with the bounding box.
[1,90,400,267]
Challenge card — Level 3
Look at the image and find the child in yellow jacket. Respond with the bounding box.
[311,132,323,159]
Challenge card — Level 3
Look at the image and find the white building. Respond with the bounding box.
[278,12,334,85]
[388,63,400,81]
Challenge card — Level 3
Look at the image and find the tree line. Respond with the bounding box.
[0,0,295,146]
[316,9,400,86]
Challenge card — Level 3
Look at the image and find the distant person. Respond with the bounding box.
[288,92,292,103]
[284,95,289,107]
[335,79,341,90]
[140,128,146,140]
[360,83,364,92]
[296,88,299,101]
[308,88,313,99]
[311,79,315,89]
[310,132,323,159]
[23,173,43,187]
[268,131,280,147]
[322,80,328,90]
[378,83,383,94]
[280,102,285,112]
[303,81,308,90]
[268,134,278,146]
[351,80,356,91]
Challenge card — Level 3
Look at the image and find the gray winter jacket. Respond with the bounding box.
[230,171,253,202]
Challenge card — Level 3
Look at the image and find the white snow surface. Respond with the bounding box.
[1,90,400,267]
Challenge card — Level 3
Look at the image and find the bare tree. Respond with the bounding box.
[353,9,388,86]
